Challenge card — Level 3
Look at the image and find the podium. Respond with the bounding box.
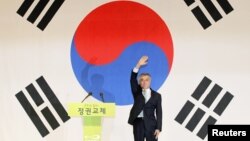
[67,103,116,141]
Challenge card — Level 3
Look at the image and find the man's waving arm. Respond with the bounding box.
[130,56,148,98]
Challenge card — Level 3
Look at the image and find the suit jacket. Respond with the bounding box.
[128,70,162,131]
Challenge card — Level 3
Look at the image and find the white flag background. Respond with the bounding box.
[0,0,250,141]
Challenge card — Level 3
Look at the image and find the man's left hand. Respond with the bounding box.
[154,129,160,139]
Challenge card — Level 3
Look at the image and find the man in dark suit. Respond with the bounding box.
[128,56,162,141]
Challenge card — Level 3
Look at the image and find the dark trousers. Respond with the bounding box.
[133,118,158,141]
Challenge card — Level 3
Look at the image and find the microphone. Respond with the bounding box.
[81,92,92,103]
[100,92,105,103]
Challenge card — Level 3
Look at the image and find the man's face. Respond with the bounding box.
[139,75,151,89]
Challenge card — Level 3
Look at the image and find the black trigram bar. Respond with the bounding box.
[213,91,234,116]
[36,76,70,122]
[185,108,205,132]
[41,107,60,130]
[16,76,70,137]
[197,116,217,139]
[191,76,212,100]
[26,83,44,106]
[202,84,222,108]
[217,0,234,14]
[184,0,195,6]
[175,100,195,124]
[27,0,50,23]
[191,6,212,29]
[17,0,35,16]
[16,91,49,137]
[184,0,234,30]
[17,0,65,31]
[200,0,223,22]
[37,0,65,30]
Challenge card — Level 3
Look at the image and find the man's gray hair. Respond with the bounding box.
[139,73,151,81]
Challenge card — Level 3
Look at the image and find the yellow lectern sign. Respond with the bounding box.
[68,103,116,117]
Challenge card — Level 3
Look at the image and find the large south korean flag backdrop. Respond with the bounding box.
[0,0,250,141]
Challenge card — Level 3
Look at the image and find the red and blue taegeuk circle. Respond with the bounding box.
[71,1,173,105]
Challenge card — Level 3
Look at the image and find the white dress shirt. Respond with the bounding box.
[137,88,151,117]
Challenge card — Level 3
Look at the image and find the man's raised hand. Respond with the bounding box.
[136,56,148,69]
